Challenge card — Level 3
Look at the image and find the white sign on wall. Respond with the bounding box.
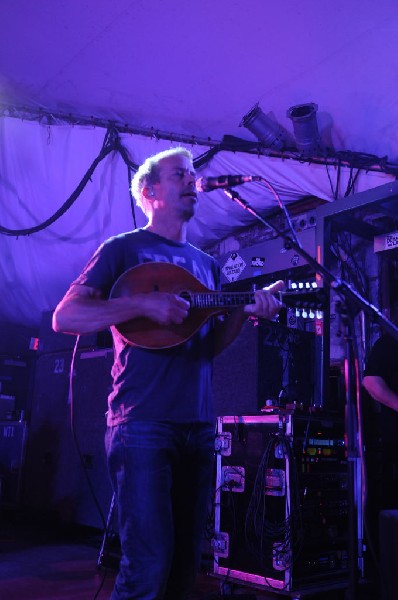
[221,253,247,282]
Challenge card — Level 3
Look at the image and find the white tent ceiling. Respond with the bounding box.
[2,0,398,156]
[1,0,398,335]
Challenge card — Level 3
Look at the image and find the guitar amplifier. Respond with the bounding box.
[24,348,114,528]
[0,355,34,421]
[212,320,316,416]
[38,310,112,353]
[0,420,27,504]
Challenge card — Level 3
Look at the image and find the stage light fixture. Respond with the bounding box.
[240,103,287,151]
[287,102,322,156]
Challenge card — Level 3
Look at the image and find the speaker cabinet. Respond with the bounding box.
[0,420,27,504]
[212,320,315,416]
[38,311,112,353]
[24,348,114,529]
[379,510,398,600]
[0,355,34,420]
[212,322,261,416]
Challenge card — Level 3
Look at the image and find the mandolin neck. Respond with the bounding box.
[188,290,255,310]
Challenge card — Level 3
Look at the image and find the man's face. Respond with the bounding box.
[152,154,198,220]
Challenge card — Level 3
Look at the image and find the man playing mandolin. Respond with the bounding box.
[53,147,283,600]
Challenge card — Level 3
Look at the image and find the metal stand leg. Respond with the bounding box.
[97,492,119,569]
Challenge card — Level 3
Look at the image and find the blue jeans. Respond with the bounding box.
[105,421,215,600]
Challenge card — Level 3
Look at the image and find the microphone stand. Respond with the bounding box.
[223,188,398,600]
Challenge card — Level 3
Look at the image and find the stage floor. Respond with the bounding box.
[0,508,380,600]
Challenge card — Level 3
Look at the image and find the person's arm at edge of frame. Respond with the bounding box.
[362,375,398,413]
[213,280,285,356]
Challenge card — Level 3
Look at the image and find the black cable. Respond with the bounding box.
[325,161,338,200]
[243,432,302,590]
[335,160,342,200]
[68,338,109,531]
[331,231,369,300]
[67,337,114,599]
[2,114,396,241]
[0,130,118,236]
[127,165,138,229]
[193,145,221,169]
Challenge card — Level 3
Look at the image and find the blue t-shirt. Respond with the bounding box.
[74,228,220,426]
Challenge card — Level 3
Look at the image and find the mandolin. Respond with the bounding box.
[110,262,327,350]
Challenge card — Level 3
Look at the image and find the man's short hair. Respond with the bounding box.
[131,146,193,216]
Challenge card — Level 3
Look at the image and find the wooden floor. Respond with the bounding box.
[0,507,381,600]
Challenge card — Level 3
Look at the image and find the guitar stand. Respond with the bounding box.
[97,492,120,570]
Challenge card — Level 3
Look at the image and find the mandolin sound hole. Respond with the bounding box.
[179,291,192,306]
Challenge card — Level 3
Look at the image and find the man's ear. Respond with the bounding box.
[142,186,155,199]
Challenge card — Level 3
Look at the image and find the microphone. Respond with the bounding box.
[195,174,261,192]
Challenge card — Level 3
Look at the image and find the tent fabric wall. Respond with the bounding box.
[188,150,394,246]
[0,116,393,329]
[0,118,138,328]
